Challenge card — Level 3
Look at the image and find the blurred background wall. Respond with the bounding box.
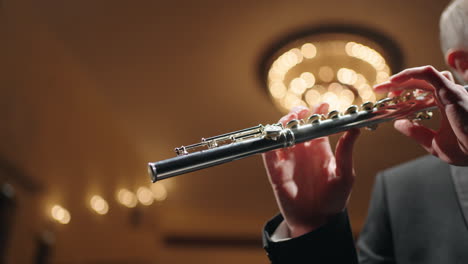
[0,0,451,263]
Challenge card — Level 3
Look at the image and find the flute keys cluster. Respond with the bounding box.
[286,90,432,132]
[415,111,433,120]
[345,105,358,115]
[307,114,325,124]
[149,88,468,181]
[173,90,434,156]
[327,110,340,119]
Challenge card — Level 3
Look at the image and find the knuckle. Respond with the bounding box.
[423,65,434,72]
[423,65,436,73]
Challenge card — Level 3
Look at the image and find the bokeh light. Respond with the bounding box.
[51,205,71,224]
[137,186,154,206]
[151,182,168,202]
[90,195,109,215]
[266,34,394,114]
[117,188,138,208]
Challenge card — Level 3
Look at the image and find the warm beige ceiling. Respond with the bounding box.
[0,0,452,263]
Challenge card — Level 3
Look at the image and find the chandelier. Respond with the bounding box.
[263,28,403,113]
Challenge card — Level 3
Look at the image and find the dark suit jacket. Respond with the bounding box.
[263,155,468,264]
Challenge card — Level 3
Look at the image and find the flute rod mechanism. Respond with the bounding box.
[148,86,468,182]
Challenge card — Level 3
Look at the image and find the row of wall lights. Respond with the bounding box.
[50,182,168,224]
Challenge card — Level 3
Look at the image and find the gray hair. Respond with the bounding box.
[440,0,468,53]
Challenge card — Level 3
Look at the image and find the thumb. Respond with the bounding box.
[334,128,360,185]
[394,119,436,153]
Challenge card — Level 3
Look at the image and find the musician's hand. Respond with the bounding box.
[374,66,468,165]
[262,104,360,237]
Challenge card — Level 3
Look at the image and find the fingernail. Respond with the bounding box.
[373,81,391,89]
[375,80,391,86]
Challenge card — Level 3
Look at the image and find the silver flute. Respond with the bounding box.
[148,86,468,182]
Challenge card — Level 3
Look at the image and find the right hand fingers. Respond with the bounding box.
[278,105,309,126]
[262,105,311,182]
[294,103,334,173]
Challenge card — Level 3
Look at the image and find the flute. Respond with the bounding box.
[148,86,468,182]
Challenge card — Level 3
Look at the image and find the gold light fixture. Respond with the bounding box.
[264,28,402,113]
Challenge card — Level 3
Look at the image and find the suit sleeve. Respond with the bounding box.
[357,172,395,264]
[262,210,358,264]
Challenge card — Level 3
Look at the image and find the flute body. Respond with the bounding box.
[148,87,468,182]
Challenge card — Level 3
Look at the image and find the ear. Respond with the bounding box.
[445,49,468,81]
[445,49,468,71]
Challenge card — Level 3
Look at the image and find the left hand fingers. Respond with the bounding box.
[378,66,468,160]
[441,70,455,82]
[394,119,436,153]
[374,79,435,94]
[388,66,467,106]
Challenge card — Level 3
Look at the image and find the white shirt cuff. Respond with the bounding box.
[271,220,293,242]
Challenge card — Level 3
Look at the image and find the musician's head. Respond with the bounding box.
[440,0,468,83]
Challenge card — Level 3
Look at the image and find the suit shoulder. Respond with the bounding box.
[378,155,450,188]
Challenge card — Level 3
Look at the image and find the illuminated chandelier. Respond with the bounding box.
[262,27,403,113]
